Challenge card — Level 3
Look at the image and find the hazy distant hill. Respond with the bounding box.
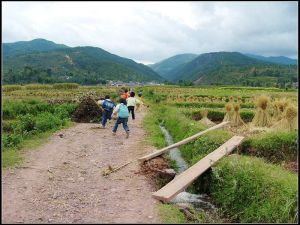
[148,53,197,80]
[245,53,297,65]
[3,39,163,84]
[165,52,298,86]
[3,38,69,57]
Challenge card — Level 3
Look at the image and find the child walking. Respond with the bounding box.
[100,95,115,128]
[120,88,130,100]
[112,98,130,138]
[127,91,140,120]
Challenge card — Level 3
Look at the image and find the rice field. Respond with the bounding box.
[141,85,298,223]
[2,83,298,223]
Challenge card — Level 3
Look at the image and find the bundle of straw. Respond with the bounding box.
[271,105,298,131]
[223,103,233,122]
[252,95,271,127]
[271,100,281,121]
[199,110,215,127]
[232,104,245,127]
[237,96,242,103]
[278,99,289,114]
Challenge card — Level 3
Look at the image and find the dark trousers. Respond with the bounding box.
[101,110,112,127]
[112,117,129,132]
[128,106,135,120]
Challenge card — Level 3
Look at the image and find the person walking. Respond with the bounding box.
[127,91,139,120]
[120,89,130,100]
[100,95,115,128]
[112,98,130,138]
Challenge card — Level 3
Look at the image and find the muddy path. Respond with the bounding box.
[2,110,161,223]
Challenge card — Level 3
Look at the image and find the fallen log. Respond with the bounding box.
[138,121,229,163]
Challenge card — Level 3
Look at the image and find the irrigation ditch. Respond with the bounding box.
[158,123,222,219]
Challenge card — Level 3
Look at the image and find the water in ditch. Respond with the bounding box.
[159,124,216,211]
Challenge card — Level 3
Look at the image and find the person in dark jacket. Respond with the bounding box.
[100,95,115,128]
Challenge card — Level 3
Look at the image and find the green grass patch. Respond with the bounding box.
[2,149,23,168]
[142,104,167,149]
[181,130,233,166]
[181,108,255,122]
[2,98,77,120]
[209,155,298,223]
[241,131,298,163]
[2,121,74,169]
[157,203,225,223]
[157,204,186,223]
[162,107,207,142]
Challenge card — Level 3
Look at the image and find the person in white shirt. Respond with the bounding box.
[127,92,140,120]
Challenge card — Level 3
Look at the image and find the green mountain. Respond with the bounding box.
[148,53,197,80]
[169,52,298,86]
[3,38,69,57]
[245,54,298,65]
[3,40,163,84]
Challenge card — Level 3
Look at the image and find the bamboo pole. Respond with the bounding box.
[102,160,136,176]
[138,121,229,163]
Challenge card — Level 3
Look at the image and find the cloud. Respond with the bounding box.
[2,1,298,63]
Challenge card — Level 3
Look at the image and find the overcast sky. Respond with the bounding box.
[2,1,298,64]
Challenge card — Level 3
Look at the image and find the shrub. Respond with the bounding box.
[209,155,298,223]
[14,114,36,135]
[2,120,17,133]
[2,101,28,119]
[2,133,23,148]
[35,112,62,132]
[54,104,76,119]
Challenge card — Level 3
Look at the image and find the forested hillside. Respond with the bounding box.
[3,40,163,84]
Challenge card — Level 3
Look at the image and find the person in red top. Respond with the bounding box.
[120,89,129,99]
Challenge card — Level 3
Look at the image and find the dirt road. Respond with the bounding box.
[2,111,160,223]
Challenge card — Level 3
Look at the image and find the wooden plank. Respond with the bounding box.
[152,135,244,202]
[138,121,229,163]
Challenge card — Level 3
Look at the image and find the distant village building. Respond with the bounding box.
[106,80,163,87]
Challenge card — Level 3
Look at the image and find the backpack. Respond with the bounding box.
[118,103,129,118]
[102,99,115,112]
